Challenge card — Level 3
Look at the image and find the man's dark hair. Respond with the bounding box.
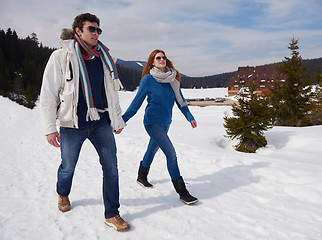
[72,13,100,32]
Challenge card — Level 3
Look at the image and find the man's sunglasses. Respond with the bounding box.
[155,56,167,60]
[87,26,102,35]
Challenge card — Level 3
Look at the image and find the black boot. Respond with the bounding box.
[172,176,198,205]
[137,161,153,188]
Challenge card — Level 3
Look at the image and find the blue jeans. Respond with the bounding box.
[58,118,120,218]
[142,125,181,181]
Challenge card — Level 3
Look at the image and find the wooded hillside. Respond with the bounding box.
[1,28,321,108]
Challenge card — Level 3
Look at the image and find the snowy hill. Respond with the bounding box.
[1,89,322,240]
[116,59,145,72]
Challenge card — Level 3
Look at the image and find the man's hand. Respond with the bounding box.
[190,120,197,128]
[46,132,61,148]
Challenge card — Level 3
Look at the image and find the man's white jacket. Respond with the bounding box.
[39,39,126,135]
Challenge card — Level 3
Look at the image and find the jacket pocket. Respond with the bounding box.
[57,93,73,121]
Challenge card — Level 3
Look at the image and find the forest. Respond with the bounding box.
[0,28,54,108]
[1,28,321,108]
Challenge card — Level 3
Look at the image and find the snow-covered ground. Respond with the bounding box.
[1,88,322,240]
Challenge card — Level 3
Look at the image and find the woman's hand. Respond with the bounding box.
[115,128,124,134]
[190,120,197,128]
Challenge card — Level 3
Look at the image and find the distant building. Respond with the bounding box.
[227,64,285,95]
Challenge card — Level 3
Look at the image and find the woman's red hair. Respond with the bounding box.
[141,49,181,82]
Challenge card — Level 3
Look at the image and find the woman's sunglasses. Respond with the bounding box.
[87,26,102,35]
[155,56,167,60]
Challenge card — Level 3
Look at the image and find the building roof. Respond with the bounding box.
[227,64,284,90]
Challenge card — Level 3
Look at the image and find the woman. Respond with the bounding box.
[122,49,198,205]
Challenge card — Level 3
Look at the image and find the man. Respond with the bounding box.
[40,13,130,232]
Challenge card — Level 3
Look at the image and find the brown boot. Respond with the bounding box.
[58,195,71,212]
[105,215,130,232]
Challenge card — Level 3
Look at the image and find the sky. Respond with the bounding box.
[1,0,322,77]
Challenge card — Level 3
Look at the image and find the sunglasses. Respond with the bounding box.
[155,56,167,60]
[87,26,102,35]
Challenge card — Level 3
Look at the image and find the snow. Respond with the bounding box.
[182,87,228,98]
[1,88,322,240]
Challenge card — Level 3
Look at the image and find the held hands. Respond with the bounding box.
[46,122,190,145]
[190,120,197,128]
[46,132,61,148]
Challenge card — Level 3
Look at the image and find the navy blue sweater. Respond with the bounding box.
[122,74,194,126]
[77,57,107,128]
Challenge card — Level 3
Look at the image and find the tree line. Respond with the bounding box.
[0,27,233,108]
[0,28,54,108]
[118,67,236,91]
[116,57,322,90]
[181,72,235,89]
[0,28,321,109]
[0,28,146,107]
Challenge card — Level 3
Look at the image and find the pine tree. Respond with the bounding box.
[309,73,322,125]
[269,38,313,126]
[0,48,11,95]
[30,32,39,46]
[0,28,54,108]
[24,84,37,109]
[224,82,273,153]
[11,73,25,105]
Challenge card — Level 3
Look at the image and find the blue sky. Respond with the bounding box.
[1,0,322,76]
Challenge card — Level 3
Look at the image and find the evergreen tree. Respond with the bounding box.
[223,82,273,153]
[309,73,322,125]
[24,84,37,109]
[116,63,141,91]
[0,28,54,108]
[0,48,11,95]
[22,59,38,88]
[30,32,39,46]
[269,38,313,126]
[10,73,25,105]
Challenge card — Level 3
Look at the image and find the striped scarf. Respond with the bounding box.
[74,33,122,121]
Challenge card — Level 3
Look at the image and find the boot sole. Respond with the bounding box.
[58,206,71,212]
[105,221,130,232]
[180,199,199,205]
[136,181,153,188]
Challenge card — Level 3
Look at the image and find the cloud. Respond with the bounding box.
[1,0,322,76]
